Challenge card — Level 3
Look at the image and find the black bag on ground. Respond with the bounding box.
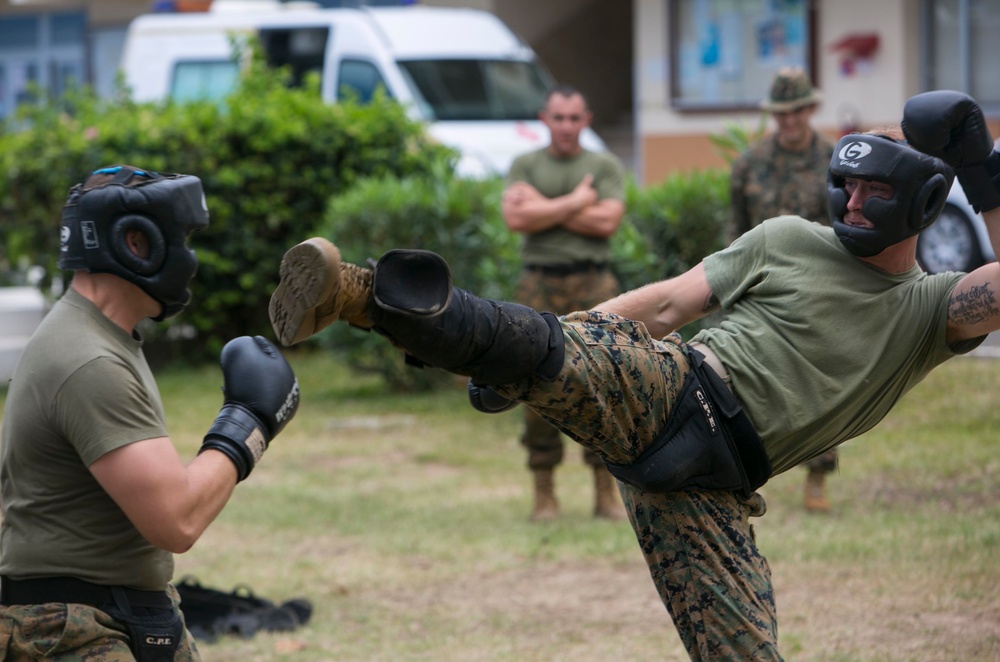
[174,576,313,643]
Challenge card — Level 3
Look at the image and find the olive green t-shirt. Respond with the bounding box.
[693,217,982,475]
[507,148,625,266]
[0,287,172,589]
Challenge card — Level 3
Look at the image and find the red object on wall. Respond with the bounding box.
[829,33,880,59]
[830,33,880,77]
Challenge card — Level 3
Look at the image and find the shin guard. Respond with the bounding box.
[369,250,564,385]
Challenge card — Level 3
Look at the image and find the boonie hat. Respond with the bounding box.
[760,67,822,112]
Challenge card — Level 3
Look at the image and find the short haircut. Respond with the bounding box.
[544,84,590,111]
[864,126,905,142]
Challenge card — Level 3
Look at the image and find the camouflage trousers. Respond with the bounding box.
[493,311,781,660]
[515,267,620,470]
[0,585,200,661]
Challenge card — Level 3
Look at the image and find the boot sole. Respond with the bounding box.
[269,238,342,346]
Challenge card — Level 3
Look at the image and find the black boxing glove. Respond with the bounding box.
[902,90,1000,213]
[200,336,300,481]
[467,380,519,414]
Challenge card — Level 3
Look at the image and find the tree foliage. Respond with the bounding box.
[0,56,451,360]
[0,46,731,379]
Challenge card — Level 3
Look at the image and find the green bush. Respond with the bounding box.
[709,116,768,164]
[616,169,729,289]
[307,168,730,389]
[0,59,451,361]
[0,46,731,378]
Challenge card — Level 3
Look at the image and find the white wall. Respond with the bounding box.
[815,0,921,132]
[636,0,919,138]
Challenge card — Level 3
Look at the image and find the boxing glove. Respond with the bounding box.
[902,90,1000,213]
[200,336,300,481]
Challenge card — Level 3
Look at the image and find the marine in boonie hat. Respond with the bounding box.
[760,67,823,112]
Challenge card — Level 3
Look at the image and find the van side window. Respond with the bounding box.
[259,27,328,88]
[171,61,239,103]
[337,59,390,104]
[397,59,548,121]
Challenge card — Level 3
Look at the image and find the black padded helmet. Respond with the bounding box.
[828,134,953,257]
[59,165,210,320]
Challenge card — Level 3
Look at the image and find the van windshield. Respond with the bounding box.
[397,59,550,121]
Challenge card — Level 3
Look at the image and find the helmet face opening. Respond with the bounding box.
[828,135,953,257]
[59,166,210,320]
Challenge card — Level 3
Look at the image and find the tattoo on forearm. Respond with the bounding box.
[950,283,999,325]
[703,291,720,314]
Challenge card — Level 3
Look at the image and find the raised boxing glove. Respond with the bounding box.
[902,90,1000,213]
[200,335,300,481]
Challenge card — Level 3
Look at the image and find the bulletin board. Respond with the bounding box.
[669,0,816,112]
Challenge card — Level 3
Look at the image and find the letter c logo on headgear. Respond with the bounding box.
[838,141,873,161]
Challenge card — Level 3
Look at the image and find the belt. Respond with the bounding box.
[524,262,607,276]
[0,576,172,609]
[688,342,731,388]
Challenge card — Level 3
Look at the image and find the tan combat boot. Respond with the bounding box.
[804,470,831,513]
[593,465,627,520]
[269,238,374,347]
[530,468,560,522]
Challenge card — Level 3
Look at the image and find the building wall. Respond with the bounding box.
[487,0,632,132]
[0,0,139,24]
[636,0,928,184]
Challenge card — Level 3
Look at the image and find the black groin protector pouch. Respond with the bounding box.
[104,588,184,662]
[605,349,771,497]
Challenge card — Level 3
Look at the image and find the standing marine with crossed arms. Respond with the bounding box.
[502,85,628,521]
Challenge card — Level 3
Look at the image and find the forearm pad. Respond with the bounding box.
[467,381,520,413]
[200,403,270,482]
[957,150,1000,213]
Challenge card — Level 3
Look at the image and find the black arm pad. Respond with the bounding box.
[467,381,520,413]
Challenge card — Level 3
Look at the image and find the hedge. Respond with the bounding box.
[0,56,451,361]
[0,51,730,382]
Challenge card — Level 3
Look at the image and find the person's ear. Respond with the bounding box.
[126,228,151,258]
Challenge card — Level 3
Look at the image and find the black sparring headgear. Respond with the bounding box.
[828,134,953,257]
[59,165,209,320]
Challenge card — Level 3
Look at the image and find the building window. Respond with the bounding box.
[51,13,85,46]
[922,0,1000,112]
[0,12,87,119]
[669,0,816,111]
[0,16,39,50]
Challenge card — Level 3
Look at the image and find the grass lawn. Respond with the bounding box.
[2,347,999,661]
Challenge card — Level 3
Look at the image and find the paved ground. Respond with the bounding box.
[970,332,1000,358]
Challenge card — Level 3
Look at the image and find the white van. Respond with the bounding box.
[119,2,607,177]
[0,286,49,387]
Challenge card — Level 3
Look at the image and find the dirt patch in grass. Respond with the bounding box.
[858,466,1000,514]
[773,564,1000,660]
[325,554,1000,661]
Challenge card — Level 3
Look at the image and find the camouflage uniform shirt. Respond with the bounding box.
[729,132,835,241]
